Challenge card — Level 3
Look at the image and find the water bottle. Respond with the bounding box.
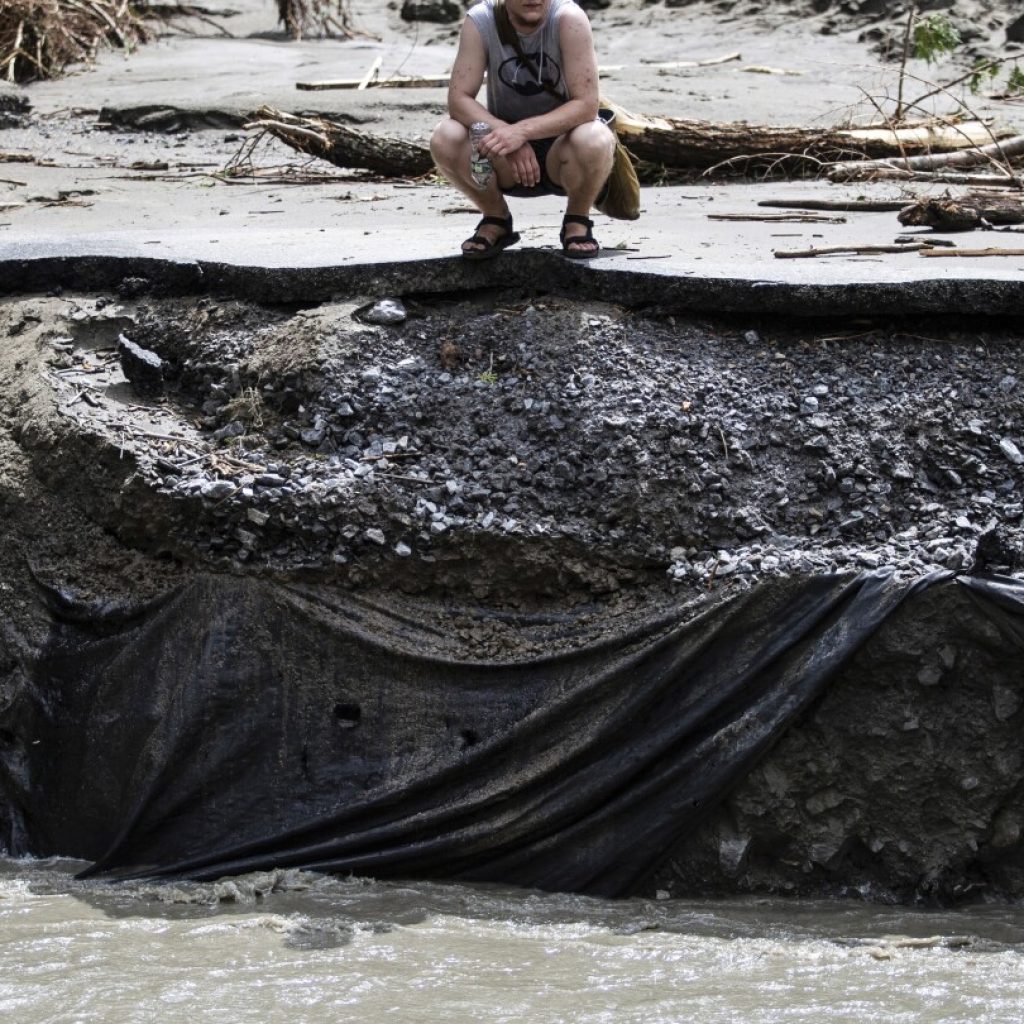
[469,121,493,188]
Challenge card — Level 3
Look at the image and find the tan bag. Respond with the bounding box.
[597,134,641,221]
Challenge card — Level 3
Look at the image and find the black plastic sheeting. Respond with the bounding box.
[3,570,1023,896]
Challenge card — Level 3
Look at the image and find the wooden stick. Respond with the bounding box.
[758,199,908,212]
[297,74,451,91]
[642,52,742,68]
[708,212,846,223]
[357,55,382,91]
[741,65,804,76]
[775,243,932,259]
[920,247,1024,258]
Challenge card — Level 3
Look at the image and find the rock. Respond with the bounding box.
[718,835,751,877]
[394,541,412,557]
[364,528,386,546]
[202,480,235,500]
[212,421,246,441]
[400,0,462,23]
[993,685,1021,722]
[0,81,30,126]
[117,334,165,395]
[256,473,288,488]
[805,789,844,816]
[999,438,1023,465]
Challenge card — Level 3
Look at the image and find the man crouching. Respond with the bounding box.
[430,0,616,260]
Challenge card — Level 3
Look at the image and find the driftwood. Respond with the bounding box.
[759,199,910,213]
[828,134,1024,182]
[246,102,1018,185]
[898,193,1024,231]
[298,73,450,91]
[775,243,933,259]
[244,106,434,178]
[921,248,1024,258]
[851,170,1024,186]
[1,0,151,83]
[276,0,356,41]
[708,212,846,223]
[601,99,1008,173]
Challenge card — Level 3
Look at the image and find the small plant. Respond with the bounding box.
[478,370,498,385]
[967,59,1002,94]
[913,13,960,65]
[224,386,265,431]
[893,7,1024,124]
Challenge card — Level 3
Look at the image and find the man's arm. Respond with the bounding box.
[447,18,502,130]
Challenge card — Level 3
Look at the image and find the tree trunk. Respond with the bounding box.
[602,99,1009,173]
[247,106,434,178]
[246,103,1013,182]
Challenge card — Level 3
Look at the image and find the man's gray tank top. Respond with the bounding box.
[467,0,574,124]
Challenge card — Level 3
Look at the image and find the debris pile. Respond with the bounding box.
[0,0,151,83]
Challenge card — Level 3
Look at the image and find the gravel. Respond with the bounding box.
[13,292,1024,599]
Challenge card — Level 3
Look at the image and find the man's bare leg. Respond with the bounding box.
[430,117,518,254]
[547,121,616,255]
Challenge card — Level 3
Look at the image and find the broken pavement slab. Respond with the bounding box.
[2,179,1024,316]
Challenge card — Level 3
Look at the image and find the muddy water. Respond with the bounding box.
[2,858,1023,1024]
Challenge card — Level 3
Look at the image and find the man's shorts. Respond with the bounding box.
[499,136,611,203]
[499,137,565,199]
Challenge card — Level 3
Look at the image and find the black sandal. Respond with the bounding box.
[560,214,600,260]
[462,214,521,261]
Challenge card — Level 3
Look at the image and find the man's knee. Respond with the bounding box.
[562,122,616,167]
[430,117,468,163]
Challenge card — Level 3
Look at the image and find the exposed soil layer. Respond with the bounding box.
[2,285,1024,900]
[651,578,1024,903]
[4,291,1023,597]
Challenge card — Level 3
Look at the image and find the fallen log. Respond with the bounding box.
[244,106,434,178]
[898,193,1024,231]
[601,99,1008,173]
[245,104,1017,184]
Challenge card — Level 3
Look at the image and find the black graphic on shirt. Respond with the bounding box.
[498,51,563,97]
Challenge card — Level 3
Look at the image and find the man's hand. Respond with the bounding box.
[505,143,541,188]
[477,123,530,160]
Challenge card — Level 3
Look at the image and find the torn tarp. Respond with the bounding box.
[3,570,1022,896]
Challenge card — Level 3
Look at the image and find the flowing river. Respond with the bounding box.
[3,857,1023,1023]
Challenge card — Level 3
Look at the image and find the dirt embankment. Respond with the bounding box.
[3,291,1024,604]
[1,286,1024,898]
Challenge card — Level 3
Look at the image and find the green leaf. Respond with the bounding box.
[914,14,961,65]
